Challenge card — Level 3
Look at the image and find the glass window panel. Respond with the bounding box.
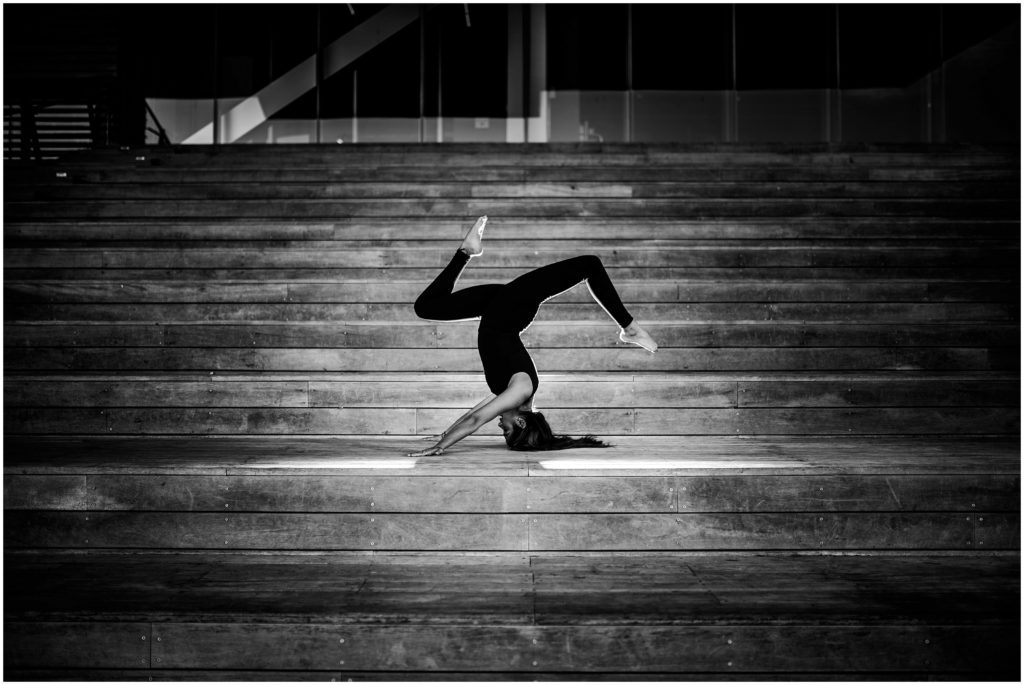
[838,5,942,89]
[736,4,835,90]
[546,5,627,91]
[632,5,733,90]
[633,91,729,143]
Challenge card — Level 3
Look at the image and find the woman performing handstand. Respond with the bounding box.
[407,216,657,457]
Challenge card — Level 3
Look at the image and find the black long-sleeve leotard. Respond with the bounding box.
[414,249,634,396]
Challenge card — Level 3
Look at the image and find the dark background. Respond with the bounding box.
[4,3,1019,145]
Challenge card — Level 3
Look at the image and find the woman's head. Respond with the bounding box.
[500,410,610,451]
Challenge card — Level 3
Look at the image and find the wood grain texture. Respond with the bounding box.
[3,622,151,669]
[6,322,1018,349]
[83,475,528,513]
[3,475,88,509]
[139,623,1017,673]
[4,435,1018,476]
[4,347,1011,374]
[4,377,1017,410]
[2,512,528,550]
[5,279,1013,304]
[6,245,1017,269]
[528,513,975,550]
[5,473,1015,513]
[674,475,1020,512]
[8,406,1016,436]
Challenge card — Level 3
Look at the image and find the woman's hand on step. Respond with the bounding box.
[407,445,445,457]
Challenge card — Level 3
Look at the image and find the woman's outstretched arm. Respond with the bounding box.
[423,393,496,441]
[407,378,532,456]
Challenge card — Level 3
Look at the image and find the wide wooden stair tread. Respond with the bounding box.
[4,142,1018,679]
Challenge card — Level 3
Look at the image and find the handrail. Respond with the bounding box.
[144,99,172,146]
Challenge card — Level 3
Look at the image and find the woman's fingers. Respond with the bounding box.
[406,446,445,457]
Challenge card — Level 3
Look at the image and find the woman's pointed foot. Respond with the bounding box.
[460,215,487,257]
[620,322,658,353]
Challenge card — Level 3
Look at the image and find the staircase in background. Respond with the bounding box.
[3,143,1020,680]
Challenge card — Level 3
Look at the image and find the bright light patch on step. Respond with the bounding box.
[332,459,418,469]
[271,459,418,469]
[539,459,777,470]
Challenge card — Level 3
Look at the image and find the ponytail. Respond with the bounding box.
[505,411,611,451]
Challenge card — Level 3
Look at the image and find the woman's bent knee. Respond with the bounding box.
[413,297,432,319]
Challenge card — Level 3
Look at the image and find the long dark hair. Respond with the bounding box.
[504,411,611,451]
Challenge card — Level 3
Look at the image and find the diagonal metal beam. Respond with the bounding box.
[184,4,423,144]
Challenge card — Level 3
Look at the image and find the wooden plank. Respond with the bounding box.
[4,511,983,551]
[737,379,1021,407]
[144,622,1018,672]
[10,180,1018,201]
[5,280,1014,304]
[4,435,1017,477]
[630,408,1019,435]
[6,218,1019,242]
[83,475,527,513]
[377,514,529,551]
[525,478,676,512]
[7,474,1018,514]
[7,322,1016,349]
[974,514,1020,550]
[4,408,416,435]
[4,381,310,408]
[6,266,1016,283]
[3,475,87,509]
[3,512,527,550]
[14,161,1019,183]
[7,197,1017,220]
[416,408,635,436]
[528,513,975,550]
[5,245,1018,269]
[4,348,1009,374]
[3,408,109,433]
[3,622,151,669]
[6,301,1013,322]
[674,475,1020,512]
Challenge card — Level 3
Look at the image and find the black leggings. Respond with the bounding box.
[413,250,634,332]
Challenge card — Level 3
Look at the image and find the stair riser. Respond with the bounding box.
[6,474,1017,513]
[10,181,1019,201]
[3,511,1017,551]
[7,198,1018,219]
[5,407,1019,436]
[5,281,1014,304]
[13,165,1020,183]
[6,303,1017,323]
[4,622,1017,673]
[5,348,1017,373]
[8,247,1018,268]
[5,378,1018,408]
[5,323,1019,348]
[7,219,1018,242]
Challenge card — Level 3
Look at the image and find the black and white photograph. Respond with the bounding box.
[3,1,1020,681]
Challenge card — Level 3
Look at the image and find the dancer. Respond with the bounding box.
[407,216,657,456]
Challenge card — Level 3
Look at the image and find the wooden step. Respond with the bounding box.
[3,436,1018,550]
[6,197,1018,220]
[5,279,1014,304]
[5,346,1016,374]
[7,266,1017,282]
[7,246,1016,269]
[4,218,1019,242]
[11,163,1021,184]
[6,322,1017,348]
[3,551,1019,678]
[6,405,1018,436]
[5,372,1017,408]
[6,302,1014,323]
[9,180,1019,201]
